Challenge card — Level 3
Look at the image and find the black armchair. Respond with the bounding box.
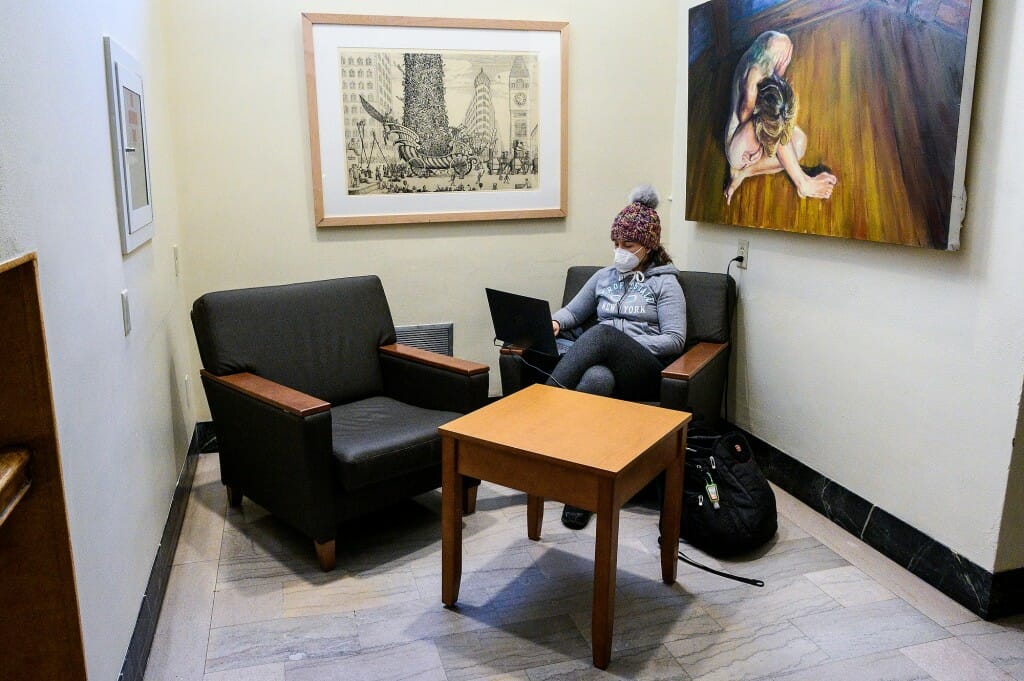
[191,275,489,570]
[499,266,736,425]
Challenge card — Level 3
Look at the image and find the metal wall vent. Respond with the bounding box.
[394,322,454,356]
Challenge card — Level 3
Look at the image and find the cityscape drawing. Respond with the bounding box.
[338,49,540,196]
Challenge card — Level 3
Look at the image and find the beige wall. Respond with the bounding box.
[0,1,194,678]
[2,1,1019,676]
[672,0,1024,571]
[166,0,679,410]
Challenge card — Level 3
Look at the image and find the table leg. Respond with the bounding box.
[661,431,684,584]
[441,436,463,606]
[592,481,619,669]
[527,494,544,540]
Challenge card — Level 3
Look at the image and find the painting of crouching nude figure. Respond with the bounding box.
[685,0,981,250]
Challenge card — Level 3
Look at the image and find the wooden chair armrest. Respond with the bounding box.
[200,370,331,417]
[0,447,31,529]
[661,342,729,381]
[499,344,525,357]
[379,343,489,376]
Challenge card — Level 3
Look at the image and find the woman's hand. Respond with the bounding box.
[552,320,560,336]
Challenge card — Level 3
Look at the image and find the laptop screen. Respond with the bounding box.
[485,288,559,356]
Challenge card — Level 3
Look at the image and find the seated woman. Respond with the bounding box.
[547,185,686,529]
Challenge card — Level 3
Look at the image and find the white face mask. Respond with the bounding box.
[613,246,643,273]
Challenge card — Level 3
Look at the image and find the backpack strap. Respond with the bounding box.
[677,548,764,587]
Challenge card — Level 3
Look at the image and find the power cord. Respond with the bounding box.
[726,255,744,278]
[493,338,567,389]
[519,353,568,389]
[722,256,742,425]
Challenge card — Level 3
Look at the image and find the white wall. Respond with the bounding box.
[671,0,1024,572]
[164,0,679,408]
[0,1,194,678]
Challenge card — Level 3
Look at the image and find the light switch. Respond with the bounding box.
[121,289,131,336]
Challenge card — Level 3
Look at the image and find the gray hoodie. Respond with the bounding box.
[552,264,686,358]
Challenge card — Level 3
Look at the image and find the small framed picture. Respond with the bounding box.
[104,37,154,254]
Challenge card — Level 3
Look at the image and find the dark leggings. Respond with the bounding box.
[546,324,663,401]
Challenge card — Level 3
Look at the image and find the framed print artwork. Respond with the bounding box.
[684,0,983,250]
[104,37,154,254]
[302,14,569,227]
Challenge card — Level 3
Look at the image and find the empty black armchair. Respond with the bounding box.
[499,266,736,425]
[191,275,489,570]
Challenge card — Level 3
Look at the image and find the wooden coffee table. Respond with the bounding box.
[438,383,689,669]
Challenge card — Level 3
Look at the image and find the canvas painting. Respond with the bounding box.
[685,0,982,250]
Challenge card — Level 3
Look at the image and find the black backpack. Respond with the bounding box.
[677,429,777,557]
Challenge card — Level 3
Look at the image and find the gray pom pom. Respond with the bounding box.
[628,184,659,209]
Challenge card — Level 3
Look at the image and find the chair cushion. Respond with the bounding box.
[330,396,460,491]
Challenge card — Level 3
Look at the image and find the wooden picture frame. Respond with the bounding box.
[103,37,154,254]
[301,14,568,227]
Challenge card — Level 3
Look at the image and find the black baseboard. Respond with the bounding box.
[741,427,1023,620]
[117,428,201,681]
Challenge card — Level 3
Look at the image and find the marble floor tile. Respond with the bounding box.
[190,451,221,485]
[224,498,272,526]
[699,576,840,630]
[664,622,830,681]
[432,614,592,681]
[175,472,228,565]
[774,485,979,627]
[204,662,285,681]
[804,565,896,607]
[216,552,321,591]
[571,592,722,653]
[211,582,284,628]
[283,568,419,617]
[450,572,595,630]
[355,602,495,649]
[411,548,538,598]
[144,559,218,681]
[774,514,811,542]
[901,637,1016,681]
[526,644,689,680]
[409,539,535,579]
[205,612,359,673]
[284,640,446,681]
[763,650,933,681]
[715,536,850,583]
[525,536,656,580]
[790,598,950,661]
[145,457,1024,681]
[946,616,1024,680]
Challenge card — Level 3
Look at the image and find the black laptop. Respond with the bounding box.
[485,288,563,357]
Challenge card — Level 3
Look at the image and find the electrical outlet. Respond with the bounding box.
[172,245,180,277]
[184,374,191,410]
[737,239,749,269]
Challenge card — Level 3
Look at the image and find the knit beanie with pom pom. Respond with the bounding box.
[610,185,661,250]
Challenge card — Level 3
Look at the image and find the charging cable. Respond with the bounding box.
[493,338,568,389]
